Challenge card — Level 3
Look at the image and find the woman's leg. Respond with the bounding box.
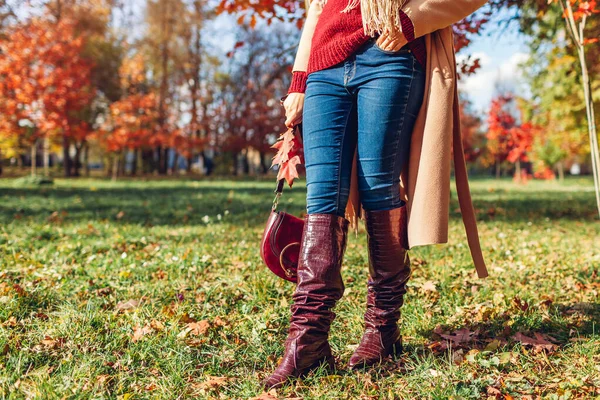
[355,40,425,211]
[303,68,358,216]
[264,65,357,389]
[347,39,426,369]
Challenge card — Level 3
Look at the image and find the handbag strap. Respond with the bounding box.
[272,178,285,211]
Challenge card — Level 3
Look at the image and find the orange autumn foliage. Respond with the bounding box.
[0,17,95,144]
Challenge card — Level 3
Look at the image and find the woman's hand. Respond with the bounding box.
[375,28,408,52]
[283,92,305,129]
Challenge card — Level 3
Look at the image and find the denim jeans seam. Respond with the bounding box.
[335,104,354,216]
[389,61,416,207]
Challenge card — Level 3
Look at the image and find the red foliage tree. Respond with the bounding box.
[458,95,485,163]
[486,94,516,177]
[0,17,95,176]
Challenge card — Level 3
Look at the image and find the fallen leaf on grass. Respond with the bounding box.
[178,320,210,338]
[421,281,437,292]
[192,376,230,391]
[115,299,140,311]
[250,389,278,400]
[95,287,113,296]
[12,284,27,297]
[483,339,502,352]
[512,332,558,352]
[2,316,17,327]
[132,325,154,342]
[115,298,143,312]
[40,336,66,349]
[512,296,529,312]
[188,320,210,335]
[439,328,479,348]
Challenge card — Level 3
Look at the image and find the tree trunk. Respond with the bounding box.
[112,153,120,181]
[232,152,238,176]
[73,144,82,177]
[43,136,50,176]
[62,135,71,177]
[259,151,269,174]
[130,149,138,176]
[31,140,37,176]
[187,155,193,173]
[172,152,180,175]
[557,161,564,183]
[495,161,500,179]
[242,149,250,175]
[84,143,90,177]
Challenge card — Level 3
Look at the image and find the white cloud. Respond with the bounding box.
[457,51,531,115]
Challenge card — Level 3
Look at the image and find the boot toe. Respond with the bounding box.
[262,372,289,391]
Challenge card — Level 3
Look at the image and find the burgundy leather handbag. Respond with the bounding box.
[260,123,304,283]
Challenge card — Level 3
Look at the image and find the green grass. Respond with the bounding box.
[0,176,599,399]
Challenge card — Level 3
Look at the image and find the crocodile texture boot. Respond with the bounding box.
[348,205,411,369]
[263,213,349,390]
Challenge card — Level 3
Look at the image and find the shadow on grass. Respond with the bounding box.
[0,181,597,226]
[408,301,600,355]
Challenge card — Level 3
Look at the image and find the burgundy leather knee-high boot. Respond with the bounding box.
[263,213,349,390]
[348,205,411,369]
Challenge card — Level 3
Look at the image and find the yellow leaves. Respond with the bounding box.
[484,339,502,352]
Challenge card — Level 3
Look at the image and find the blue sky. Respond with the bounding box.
[456,8,531,115]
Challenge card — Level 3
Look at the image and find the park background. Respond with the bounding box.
[0,0,599,398]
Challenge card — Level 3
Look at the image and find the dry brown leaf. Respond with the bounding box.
[249,389,279,399]
[421,281,437,292]
[439,328,478,347]
[512,332,558,352]
[40,336,65,349]
[132,325,154,342]
[188,320,210,336]
[194,376,230,390]
[150,319,165,331]
[115,299,141,311]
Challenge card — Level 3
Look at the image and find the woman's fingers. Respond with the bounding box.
[376,30,408,51]
[283,93,305,128]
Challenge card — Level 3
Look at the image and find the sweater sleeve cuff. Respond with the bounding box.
[399,10,416,42]
[287,71,308,94]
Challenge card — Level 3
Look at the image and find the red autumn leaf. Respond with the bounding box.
[277,154,302,187]
[512,332,558,352]
[270,127,304,187]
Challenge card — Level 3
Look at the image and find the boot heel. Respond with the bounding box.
[391,339,403,358]
[325,354,335,371]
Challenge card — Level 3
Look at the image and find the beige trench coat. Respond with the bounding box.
[295,0,490,278]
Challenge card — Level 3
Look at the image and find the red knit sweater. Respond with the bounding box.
[288,0,426,94]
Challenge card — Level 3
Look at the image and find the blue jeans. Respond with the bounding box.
[302,38,426,216]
